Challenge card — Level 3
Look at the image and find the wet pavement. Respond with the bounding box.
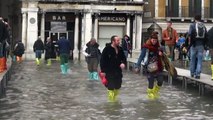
[0,60,213,120]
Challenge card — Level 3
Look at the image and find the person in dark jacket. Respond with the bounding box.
[57,36,72,74]
[44,37,52,66]
[207,27,213,80]
[33,36,44,66]
[121,35,131,58]
[13,40,25,63]
[100,35,126,102]
[83,38,101,80]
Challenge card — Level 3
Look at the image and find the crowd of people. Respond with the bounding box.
[1,14,213,102]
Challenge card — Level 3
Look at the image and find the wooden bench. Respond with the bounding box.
[127,58,213,95]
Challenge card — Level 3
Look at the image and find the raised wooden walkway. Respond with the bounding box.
[127,58,213,96]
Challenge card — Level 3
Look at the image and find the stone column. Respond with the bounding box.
[40,12,45,42]
[135,15,142,50]
[155,0,159,18]
[84,12,92,44]
[26,7,39,59]
[179,0,182,17]
[21,8,27,48]
[73,14,79,60]
[201,0,204,18]
[126,16,130,36]
[93,14,98,40]
[132,16,136,50]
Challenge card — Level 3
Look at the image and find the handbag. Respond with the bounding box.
[147,61,158,73]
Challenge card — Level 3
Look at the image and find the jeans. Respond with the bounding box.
[190,45,204,77]
[147,72,164,89]
[135,48,146,68]
[35,50,43,59]
[123,50,128,58]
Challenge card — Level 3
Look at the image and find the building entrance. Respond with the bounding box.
[49,32,69,59]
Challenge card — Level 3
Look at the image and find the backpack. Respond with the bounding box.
[195,22,206,39]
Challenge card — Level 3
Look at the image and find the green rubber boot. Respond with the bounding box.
[60,65,66,74]
[88,72,93,80]
[64,63,69,74]
[92,72,99,80]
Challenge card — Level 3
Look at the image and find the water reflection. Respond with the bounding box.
[0,61,213,119]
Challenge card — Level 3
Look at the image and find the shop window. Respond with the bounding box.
[189,0,201,17]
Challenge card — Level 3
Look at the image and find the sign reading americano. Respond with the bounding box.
[99,16,126,22]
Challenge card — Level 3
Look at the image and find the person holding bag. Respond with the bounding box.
[136,32,164,100]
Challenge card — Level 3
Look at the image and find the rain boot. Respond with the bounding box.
[13,55,16,62]
[64,63,69,74]
[108,90,115,102]
[60,65,66,74]
[147,88,155,100]
[88,72,93,80]
[114,89,119,101]
[47,59,51,66]
[92,72,99,80]
[153,85,161,99]
[56,56,60,61]
[211,64,213,80]
[36,58,40,66]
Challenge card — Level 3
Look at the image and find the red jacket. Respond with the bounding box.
[162,27,178,46]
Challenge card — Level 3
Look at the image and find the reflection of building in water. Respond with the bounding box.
[0,0,145,60]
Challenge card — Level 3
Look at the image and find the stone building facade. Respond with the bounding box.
[18,0,144,60]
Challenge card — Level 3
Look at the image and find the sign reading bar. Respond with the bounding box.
[52,15,66,21]
[99,16,126,22]
[46,13,75,22]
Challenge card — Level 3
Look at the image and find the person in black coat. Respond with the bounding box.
[207,27,213,80]
[44,37,52,66]
[100,35,126,102]
[33,36,44,66]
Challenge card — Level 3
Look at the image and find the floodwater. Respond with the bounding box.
[0,60,213,120]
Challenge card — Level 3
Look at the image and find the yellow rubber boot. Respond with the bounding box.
[147,88,155,100]
[108,90,115,102]
[56,56,60,61]
[211,65,213,80]
[114,89,119,102]
[47,59,51,66]
[153,85,161,99]
[36,58,40,65]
